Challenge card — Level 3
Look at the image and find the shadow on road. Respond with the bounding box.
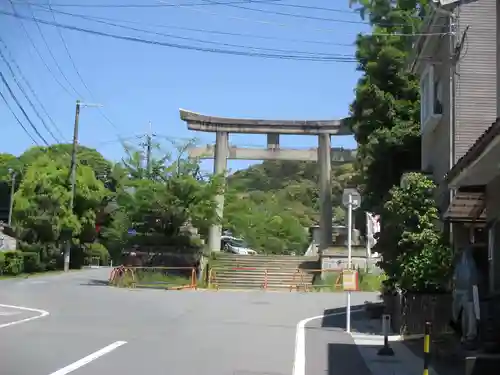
[327,342,374,375]
[321,304,366,328]
[81,279,110,287]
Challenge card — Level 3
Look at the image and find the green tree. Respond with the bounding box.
[103,140,221,254]
[224,190,309,255]
[17,144,114,186]
[13,155,108,265]
[375,172,452,291]
[348,0,427,212]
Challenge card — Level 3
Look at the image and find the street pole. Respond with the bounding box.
[365,212,371,272]
[7,170,15,226]
[146,124,152,178]
[64,100,80,273]
[346,193,352,333]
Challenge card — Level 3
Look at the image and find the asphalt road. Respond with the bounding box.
[0,269,377,375]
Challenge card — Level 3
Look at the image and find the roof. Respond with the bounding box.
[445,119,500,185]
[442,191,486,223]
[179,109,352,135]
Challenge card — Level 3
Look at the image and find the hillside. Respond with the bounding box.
[223,160,355,255]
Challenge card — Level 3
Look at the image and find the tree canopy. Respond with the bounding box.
[0,137,358,275]
[349,0,426,212]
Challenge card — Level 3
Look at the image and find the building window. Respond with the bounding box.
[420,64,443,132]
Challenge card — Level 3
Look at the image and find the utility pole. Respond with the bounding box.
[62,100,102,272]
[146,121,152,178]
[7,169,15,227]
[64,100,80,273]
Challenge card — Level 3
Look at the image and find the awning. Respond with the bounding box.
[446,119,500,187]
[443,192,486,223]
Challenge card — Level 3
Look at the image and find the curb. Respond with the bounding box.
[351,332,425,342]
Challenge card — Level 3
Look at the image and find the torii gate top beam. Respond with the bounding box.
[179,109,352,135]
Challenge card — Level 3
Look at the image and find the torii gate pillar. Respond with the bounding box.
[209,131,229,253]
[318,134,333,252]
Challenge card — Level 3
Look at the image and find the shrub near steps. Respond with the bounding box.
[209,253,319,290]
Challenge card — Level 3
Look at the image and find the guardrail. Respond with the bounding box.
[109,266,197,290]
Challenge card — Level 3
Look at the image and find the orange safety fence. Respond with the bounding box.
[109,266,197,290]
[289,268,306,292]
[208,267,268,290]
[207,267,346,291]
[298,268,346,292]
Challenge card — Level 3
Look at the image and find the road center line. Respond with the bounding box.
[0,303,50,329]
[292,307,364,375]
[48,341,127,375]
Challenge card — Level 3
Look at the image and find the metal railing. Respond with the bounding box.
[109,266,197,290]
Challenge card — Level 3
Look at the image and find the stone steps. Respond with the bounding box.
[209,253,318,290]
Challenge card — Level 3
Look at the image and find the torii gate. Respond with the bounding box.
[179,109,356,255]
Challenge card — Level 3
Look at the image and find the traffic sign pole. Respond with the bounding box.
[342,188,361,334]
[346,193,352,333]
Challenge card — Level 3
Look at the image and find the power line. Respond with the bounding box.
[157,0,446,36]
[31,5,355,48]
[45,1,90,96]
[201,0,444,29]
[0,10,357,61]
[24,3,84,98]
[13,0,284,8]
[0,90,40,145]
[200,0,373,26]
[43,1,124,137]
[0,44,61,143]
[0,72,49,145]
[0,37,66,141]
[35,6,353,58]
[7,0,76,97]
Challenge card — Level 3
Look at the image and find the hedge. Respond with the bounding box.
[1,251,24,276]
[23,252,43,273]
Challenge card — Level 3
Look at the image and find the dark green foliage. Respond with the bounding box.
[1,251,24,275]
[22,252,42,273]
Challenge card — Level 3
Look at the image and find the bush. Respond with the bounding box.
[22,252,42,273]
[84,243,109,266]
[375,173,453,292]
[2,251,24,275]
[0,252,4,274]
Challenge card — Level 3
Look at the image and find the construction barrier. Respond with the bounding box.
[290,268,306,291]
[208,267,268,290]
[109,266,197,290]
[207,267,352,291]
[296,268,344,292]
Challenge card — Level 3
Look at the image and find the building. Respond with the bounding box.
[410,0,496,234]
[410,0,497,198]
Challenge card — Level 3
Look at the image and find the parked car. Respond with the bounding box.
[220,236,257,255]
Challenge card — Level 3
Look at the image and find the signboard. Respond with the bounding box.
[342,270,359,291]
[127,229,137,236]
[342,188,361,210]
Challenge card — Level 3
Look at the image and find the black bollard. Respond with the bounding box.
[377,314,395,356]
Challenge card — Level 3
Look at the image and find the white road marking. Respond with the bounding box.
[292,307,364,375]
[0,304,50,329]
[0,311,21,316]
[48,341,127,375]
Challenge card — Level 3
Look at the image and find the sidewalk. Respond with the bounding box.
[350,313,440,375]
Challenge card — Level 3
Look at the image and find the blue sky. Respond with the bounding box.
[0,0,370,173]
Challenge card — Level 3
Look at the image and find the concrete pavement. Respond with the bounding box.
[0,269,380,375]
